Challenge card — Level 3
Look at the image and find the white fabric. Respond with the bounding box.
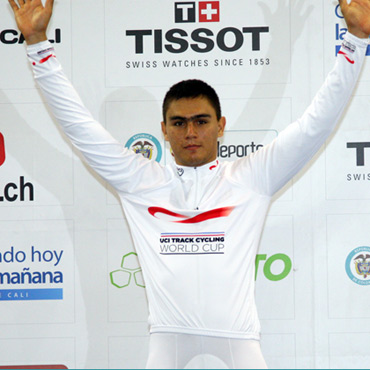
[146,333,267,369]
[26,33,367,341]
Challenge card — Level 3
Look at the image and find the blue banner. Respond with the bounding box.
[0,288,63,301]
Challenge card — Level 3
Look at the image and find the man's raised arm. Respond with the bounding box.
[7,0,169,194]
[231,0,369,196]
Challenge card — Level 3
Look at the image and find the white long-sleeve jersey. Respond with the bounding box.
[27,34,367,339]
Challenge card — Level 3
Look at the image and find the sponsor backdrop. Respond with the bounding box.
[0,0,369,368]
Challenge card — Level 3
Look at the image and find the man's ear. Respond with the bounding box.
[217,116,226,138]
[161,121,169,141]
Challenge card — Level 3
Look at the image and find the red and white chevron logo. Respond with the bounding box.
[338,50,355,64]
[148,206,234,223]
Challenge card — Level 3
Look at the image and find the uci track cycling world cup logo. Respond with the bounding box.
[345,246,370,286]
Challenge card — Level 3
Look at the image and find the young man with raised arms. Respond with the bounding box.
[8,0,370,368]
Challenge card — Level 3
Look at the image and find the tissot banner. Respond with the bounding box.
[104,0,290,87]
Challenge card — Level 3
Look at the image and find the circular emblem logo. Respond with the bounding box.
[345,246,370,286]
[125,133,162,162]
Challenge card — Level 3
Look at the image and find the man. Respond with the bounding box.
[8,0,370,368]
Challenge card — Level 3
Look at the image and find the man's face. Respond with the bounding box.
[161,97,226,167]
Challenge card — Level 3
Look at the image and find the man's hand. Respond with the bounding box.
[339,0,370,38]
[8,0,54,45]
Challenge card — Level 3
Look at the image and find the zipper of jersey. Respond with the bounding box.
[194,167,199,210]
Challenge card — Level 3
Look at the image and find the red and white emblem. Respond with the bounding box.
[199,1,220,22]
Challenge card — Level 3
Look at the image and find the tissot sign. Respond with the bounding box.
[104,0,291,86]
[126,1,268,54]
[325,107,370,200]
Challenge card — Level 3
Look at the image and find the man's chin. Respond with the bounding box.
[176,156,211,168]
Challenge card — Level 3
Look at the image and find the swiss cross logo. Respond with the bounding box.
[0,133,5,167]
[199,1,220,22]
[174,1,220,23]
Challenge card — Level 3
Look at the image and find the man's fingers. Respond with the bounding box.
[8,0,19,12]
[45,0,54,13]
[338,0,347,9]
[338,0,349,12]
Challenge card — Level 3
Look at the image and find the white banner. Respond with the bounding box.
[0,0,369,369]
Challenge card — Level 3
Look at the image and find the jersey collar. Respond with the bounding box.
[173,159,220,178]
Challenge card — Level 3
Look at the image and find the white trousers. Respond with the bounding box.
[146,333,268,369]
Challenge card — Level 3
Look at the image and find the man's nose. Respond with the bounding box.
[186,121,197,138]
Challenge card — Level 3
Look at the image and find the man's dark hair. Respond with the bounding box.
[162,79,222,122]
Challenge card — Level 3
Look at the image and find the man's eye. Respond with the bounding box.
[174,121,184,126]
[197,120,208,125]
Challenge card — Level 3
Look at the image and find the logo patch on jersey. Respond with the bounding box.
[209,160,219,170]
[159,232,225,255]
[338,50,355,64]
[342,40,356,54]
[148,206,235,223]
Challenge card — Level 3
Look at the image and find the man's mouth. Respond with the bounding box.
[184,144,201,150]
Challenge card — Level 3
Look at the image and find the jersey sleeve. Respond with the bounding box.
[230,32,368,197]
[26,41,170,195]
